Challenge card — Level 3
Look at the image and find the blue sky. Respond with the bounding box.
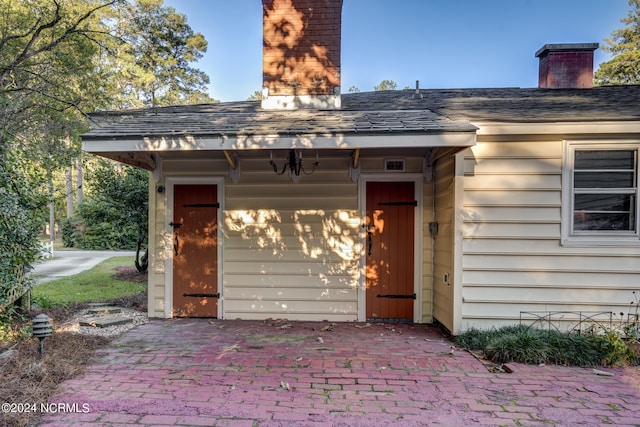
[164,0,631,102]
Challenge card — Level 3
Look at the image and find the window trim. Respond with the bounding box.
[562,140,640,246]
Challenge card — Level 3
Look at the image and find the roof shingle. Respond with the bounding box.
[83,85,640,140]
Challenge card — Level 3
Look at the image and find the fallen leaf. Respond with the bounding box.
[354,323,372,329]
[592,369,614,377]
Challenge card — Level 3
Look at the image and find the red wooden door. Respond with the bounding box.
[172,184,218,317]
[366,181,415,321]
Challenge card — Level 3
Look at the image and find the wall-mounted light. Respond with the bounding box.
[269,150,318,181]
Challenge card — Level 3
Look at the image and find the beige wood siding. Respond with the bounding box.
[224,156,360,321]
[149,152,436,322]
[421,181,434,323]
[432,155,456,331]
[459,139,640,332]
[148,172,165,318]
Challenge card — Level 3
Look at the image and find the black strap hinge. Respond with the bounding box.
[183,293,220,298]
[183,203,220,208]
[377,294,416,299]
[378,201,417,207]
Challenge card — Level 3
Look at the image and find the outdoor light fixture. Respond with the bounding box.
[269,150,319,181]
[32,313,53,360]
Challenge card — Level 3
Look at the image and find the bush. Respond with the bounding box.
[0,149,46,307]
[69,159,148,251]
[0,306,31,345]
[456,324,638,367]
[61,216,81,248]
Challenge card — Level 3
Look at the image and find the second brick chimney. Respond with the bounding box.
[535,43,599,89]
[261,0,342,109]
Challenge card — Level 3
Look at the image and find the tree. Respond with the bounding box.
[247,90,263,101]
[85,0,216,271]
[374,80,398,91]
[0,0,115,145]
[64,159,149,270]
[594,0,640,85]
[0,148,47,308]
[0,0,117,306]
[108,0,214,108]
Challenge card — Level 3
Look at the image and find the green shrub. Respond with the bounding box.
[600,331,639,366]
[0,306,31,345]
[61,216,81,248]
[485,328,548,365]
[456,324,638,367]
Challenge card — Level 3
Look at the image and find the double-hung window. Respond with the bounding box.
[563,142,640,244]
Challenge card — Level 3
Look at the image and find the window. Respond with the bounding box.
[563,142,640,245]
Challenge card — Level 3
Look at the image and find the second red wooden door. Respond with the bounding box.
[366,181,416,321]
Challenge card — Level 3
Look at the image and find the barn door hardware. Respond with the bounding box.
[378,201,417,206]
[363,223,373,256]
[377,294,417,299]
[169,222,182,256]
[182,203,220,208]
[183,293,220,298]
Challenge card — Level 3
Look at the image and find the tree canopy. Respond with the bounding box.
[0,0,215,304]
[0,0,117,306]
[594,0,640,85]
[108,0,214,108]
[374,80,398,91]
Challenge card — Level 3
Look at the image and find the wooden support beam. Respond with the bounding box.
[352,148,360,169]
[223,150,237,170]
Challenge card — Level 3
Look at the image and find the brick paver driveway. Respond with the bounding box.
[40,319,640,426]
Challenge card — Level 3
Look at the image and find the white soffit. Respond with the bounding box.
[83,132,476,153]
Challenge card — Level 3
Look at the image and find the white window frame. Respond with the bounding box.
[562,140,640,246]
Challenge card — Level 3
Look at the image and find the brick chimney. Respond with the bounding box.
[261,0,342,109]
[535,43,599,89]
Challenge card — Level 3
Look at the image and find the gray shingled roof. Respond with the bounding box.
[85,108,475,139]
[83,85,640,140]
[343,86,640,122]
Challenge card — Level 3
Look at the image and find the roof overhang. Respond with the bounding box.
[83,132,475,152]
[83,131,477,170]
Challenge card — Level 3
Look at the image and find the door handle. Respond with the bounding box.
[366,224,373,256]
[174,233,179,256]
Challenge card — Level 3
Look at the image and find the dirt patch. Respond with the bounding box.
[112,266,147,284]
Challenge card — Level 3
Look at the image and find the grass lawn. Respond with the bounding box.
[31,256,146,307]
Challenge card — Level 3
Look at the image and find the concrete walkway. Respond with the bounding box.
[39,320,640,426]
[31,250,137,285]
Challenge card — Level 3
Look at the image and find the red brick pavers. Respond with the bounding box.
[39,320,640,426]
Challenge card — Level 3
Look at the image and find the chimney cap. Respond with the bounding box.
[535,43,599,58]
